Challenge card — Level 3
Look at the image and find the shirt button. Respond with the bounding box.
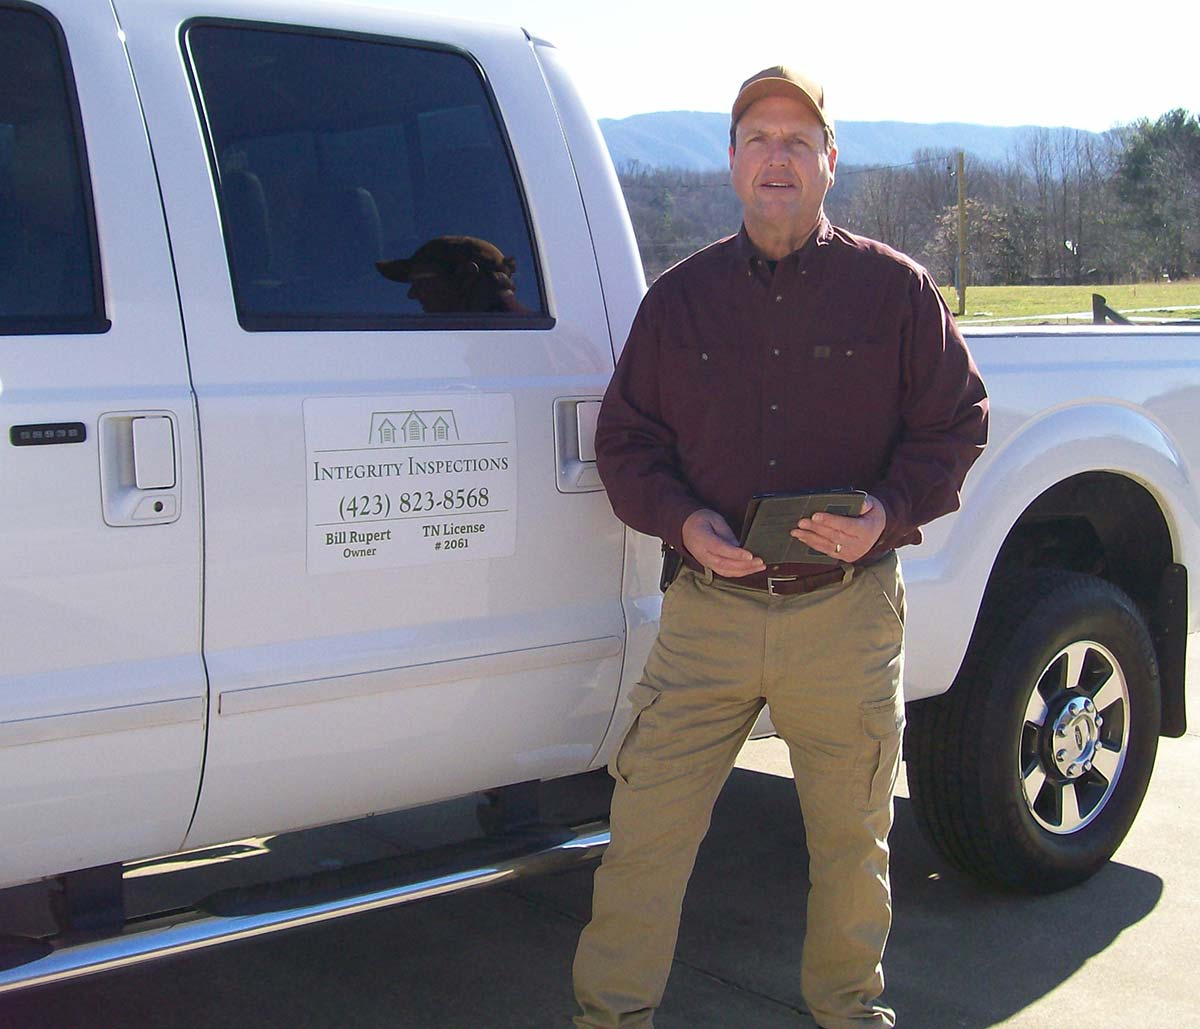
[768,458,777,467]
[769,403,779,411]
[772,348,781,356]
[700,352,709,361]
[775,295,783,302]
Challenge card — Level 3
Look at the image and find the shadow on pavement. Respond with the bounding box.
[0,765,1163,1028]
[720,768,1164,1027]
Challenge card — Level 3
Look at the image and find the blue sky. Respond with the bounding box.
[392,0,1195,132]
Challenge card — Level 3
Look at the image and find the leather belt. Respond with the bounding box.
[676,552,863,597]
[715,565,852,596]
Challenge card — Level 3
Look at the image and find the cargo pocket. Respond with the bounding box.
[856,695,904,812]
[609,682,663,788]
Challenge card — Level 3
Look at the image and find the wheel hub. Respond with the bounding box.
[1019,638,1132,835]
[1048,697,1104,779]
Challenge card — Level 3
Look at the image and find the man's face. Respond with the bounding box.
[729,94,837,243]
[406,268,462,313]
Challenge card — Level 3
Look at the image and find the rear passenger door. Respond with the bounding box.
[118,3,626,847]
[0,2,204,885]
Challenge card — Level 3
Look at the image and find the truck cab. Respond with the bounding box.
[0,0,653,897]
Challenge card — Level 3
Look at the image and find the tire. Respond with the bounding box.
[905,571,1160,893]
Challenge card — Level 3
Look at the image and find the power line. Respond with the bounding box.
[837,155,951,178]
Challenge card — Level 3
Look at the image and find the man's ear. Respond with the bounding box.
[827,144,838,185]
[453,260,481,285]
[728,144,736,172]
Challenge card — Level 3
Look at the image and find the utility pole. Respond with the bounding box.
[956,150,967,317]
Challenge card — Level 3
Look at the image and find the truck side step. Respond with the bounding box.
[0,821,609,995]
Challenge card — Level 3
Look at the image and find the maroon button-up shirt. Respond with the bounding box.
[595,218,988,569]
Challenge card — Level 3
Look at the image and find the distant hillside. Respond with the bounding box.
[599,111,1100,170]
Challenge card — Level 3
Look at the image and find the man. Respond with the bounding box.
[376,235,529,314]
[572,67,988,1028]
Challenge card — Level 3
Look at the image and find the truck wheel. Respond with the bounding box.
[905,571,1160,893]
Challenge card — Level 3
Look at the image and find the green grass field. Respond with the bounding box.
[937,281,1200,324]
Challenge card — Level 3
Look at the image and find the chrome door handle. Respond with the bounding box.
[98,412,181,525]
[132,416,176,489]
[552,397,604,493]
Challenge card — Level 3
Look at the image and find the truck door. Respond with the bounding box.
[0,2,204,886]
[119,4,626,846]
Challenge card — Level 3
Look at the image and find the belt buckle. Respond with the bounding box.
[766,575,798,596]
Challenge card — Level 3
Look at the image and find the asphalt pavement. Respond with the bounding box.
[2,706,1198,1028]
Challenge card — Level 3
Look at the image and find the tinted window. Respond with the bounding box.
[0,5,106,334]
[187,25,547,330]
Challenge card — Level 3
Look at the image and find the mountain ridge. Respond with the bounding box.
[598,110,1101,171]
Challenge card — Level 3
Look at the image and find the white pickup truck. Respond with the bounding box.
[0,0,1195,994]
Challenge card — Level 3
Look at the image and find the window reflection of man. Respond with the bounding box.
[377,235,529,314]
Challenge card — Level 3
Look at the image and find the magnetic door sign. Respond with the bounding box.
[303,395,517,573]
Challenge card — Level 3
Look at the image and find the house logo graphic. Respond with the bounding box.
[368,409,460,446]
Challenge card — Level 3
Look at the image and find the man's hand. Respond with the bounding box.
[791,494,886,564]
[682,509,765,578]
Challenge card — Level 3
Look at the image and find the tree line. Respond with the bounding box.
[619,109,1200,286]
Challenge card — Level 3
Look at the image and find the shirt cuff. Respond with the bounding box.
[865,487,911,556]
[662,500,705,555]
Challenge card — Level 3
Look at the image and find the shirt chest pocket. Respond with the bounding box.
[808,337,881,360]
[659,344,750,432]
[805,337,895,386]
[662,344,734,387]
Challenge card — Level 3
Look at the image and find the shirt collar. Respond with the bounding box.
[734,215,834,270]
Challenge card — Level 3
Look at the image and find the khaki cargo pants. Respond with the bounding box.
[573,554,905,1028]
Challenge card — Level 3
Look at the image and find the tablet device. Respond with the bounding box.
[739,489,867,565]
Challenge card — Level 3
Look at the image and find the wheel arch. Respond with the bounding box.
[906,402,1196,737]
[989,470,1187,736]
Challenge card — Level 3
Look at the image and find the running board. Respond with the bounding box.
[0,822,609,994]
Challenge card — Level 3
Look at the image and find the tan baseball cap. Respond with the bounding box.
[731,66,833,140]
[376,235,515,282]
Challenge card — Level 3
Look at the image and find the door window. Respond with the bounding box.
[186,24,548,330]
[0,4,107,335]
